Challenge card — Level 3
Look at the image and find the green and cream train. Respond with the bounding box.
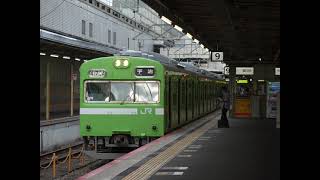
[79,50,226,157]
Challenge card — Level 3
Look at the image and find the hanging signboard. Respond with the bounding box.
[275,68,280,75]
[212,52,223,61]
[236,67,254,75]
[224,66,229,75]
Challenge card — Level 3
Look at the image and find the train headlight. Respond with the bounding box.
[115,60,121,67]
[123,60,129,67]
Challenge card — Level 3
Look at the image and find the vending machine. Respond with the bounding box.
[266,82,280,118]
[234,79,252,118]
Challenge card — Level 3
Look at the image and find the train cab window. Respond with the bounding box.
[110,82,134,102]
[84,81,159,103]
[85,82,111,102]
[135,82,159,103]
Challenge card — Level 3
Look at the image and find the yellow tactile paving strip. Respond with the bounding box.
[122,117,217,180]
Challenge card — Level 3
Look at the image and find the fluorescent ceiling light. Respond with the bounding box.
[174,25,183,32]
[40,52,46,56]
[63,56,70,59]
[50,54,59,58]
[186,33,192,39]
[237,80,248,84]
[75,58,81,61]
[161,16,172,25]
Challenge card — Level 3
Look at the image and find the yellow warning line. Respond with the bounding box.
[122,117,217,180]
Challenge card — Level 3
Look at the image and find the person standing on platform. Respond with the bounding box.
[218,86,230,128]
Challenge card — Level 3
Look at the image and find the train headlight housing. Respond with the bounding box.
[114,59,129,68]
[123,60,129,67]
[115,60,121,67]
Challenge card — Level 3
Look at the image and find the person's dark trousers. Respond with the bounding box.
[220,108,230,128]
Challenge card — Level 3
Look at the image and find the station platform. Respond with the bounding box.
[78,111,280,180]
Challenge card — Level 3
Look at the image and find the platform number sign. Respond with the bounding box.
[212,52,223,61]
[224,67,229,75]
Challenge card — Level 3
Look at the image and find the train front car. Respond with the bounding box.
[79,56,164,158]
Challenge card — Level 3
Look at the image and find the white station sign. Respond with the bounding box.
[224,66,229,75]
[236,67,254,75]
[275,68,280,75]
[212,52,223,61]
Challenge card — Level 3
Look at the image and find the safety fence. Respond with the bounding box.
[40,144,85,178]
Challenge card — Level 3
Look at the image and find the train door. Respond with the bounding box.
[179,78,186,125]
[165,75,171,131]
[187,79,193,121]
[170,76,179,128]
[193,79,198,119]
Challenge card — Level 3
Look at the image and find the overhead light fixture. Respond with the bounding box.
[161,16,172,25]
[259,57,262,61]
[63,56,70,59]
[174,25,183,32]
[193,39,199,44]
[237,80,248,84]
[186,33,192,39]
[258,80,265,82]
[50,54,59,58]
[40,52,46,56]
[75,58,81,61]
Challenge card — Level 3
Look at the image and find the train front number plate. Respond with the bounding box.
[88,69,106,78]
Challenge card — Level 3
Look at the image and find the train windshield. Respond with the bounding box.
[135,82,159,102]
[85,81,159,103]
[85,82,110,102]
[111,82,134,102]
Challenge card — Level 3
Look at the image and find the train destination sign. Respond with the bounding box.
[135,67,155,77]
[88,69,106,78]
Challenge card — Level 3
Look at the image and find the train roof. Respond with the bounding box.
[116,50,224,81]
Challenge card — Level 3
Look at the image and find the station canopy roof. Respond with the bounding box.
[142,0,280,65]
